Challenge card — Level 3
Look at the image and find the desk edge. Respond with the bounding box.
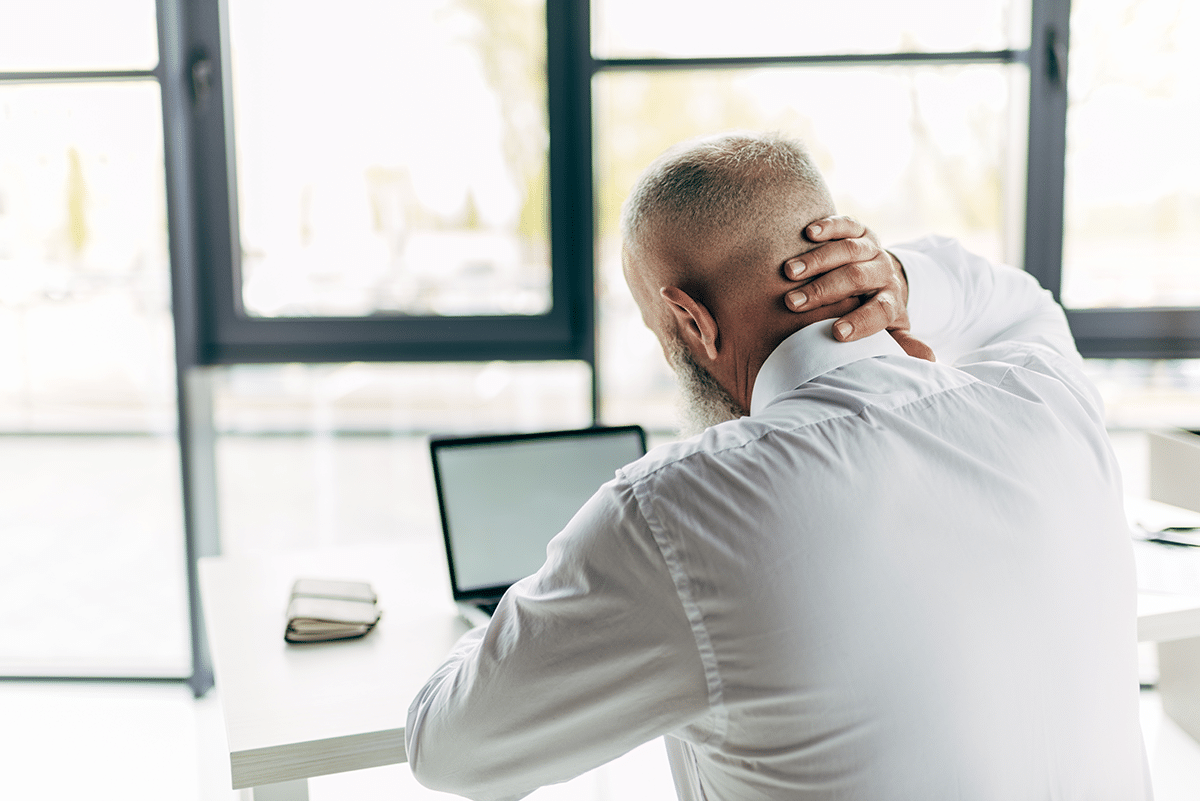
[230,727,407,789]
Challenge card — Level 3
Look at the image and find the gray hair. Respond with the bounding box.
[619,131,833,255]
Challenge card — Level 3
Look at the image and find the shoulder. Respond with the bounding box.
[619,417,779,487]
[957,342,1107,430]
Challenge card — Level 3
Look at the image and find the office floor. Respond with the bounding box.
[2,430,1199,799]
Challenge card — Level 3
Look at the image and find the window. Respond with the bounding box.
[0,3,189,679]
[211,361,591,557]
[185,0,1200,373]
[1056,0,1200,358]
[187,0,592,365]
[229,0,551,321]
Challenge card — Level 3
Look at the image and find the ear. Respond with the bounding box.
[660,286,720,362]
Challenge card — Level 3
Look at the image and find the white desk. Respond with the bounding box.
[202,536,1200,800]
[199,539,470,800]
[1134,536,1200,745]
[1138,590,1200,643]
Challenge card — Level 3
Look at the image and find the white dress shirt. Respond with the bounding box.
[406,236,1149,800]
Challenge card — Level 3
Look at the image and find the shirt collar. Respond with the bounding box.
[749,320,908,415]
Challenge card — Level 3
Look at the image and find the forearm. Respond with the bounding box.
[407,612,704,800]
[405,483,709,800]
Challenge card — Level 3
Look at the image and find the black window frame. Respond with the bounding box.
[1019,1,1200,359]
[175,0,594,368]
[176,0,1200,373]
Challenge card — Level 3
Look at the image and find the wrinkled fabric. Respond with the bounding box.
[406,236,1149,801]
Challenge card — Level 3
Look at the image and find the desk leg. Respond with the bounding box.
[1158,637,1200,744]
[250,779,309,801]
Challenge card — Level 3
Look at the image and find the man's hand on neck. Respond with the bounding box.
[780,216,935,363]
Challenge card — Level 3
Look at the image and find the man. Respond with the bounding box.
[407,132,1148,799]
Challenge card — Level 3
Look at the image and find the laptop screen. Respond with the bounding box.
[430,426,647,599]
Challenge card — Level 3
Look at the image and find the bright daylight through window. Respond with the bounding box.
[228,0,551,319]
[0,3,189,678]
[1062,0,1200,309]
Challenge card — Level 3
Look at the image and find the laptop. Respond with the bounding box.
[430,425,647,626]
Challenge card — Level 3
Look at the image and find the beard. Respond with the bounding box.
[665,336,748,437]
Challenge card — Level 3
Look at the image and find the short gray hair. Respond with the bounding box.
[620,131,832,255]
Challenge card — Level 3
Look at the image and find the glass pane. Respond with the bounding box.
[211,361,591,556]
[0,83,188,675]
[0,0,158,72]
[1062,0,1200,309]
[228,0,550,318]
[593,0,1029,59]
[1084,359,1200,430]
[595,66,1021,428]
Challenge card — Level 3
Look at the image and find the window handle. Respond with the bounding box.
[1046,27,1067,87]
[191,55,214,108]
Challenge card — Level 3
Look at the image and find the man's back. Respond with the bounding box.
[406,237,1148,801]
[626,330,1143,799]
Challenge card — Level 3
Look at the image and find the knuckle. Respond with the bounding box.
[861,305,889,332]
[842,262,868,285]
[805,280,827,304]
[849,237,876,259]
[876,292,899,318]
[881,293,908,324]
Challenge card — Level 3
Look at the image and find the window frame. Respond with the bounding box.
[582,0,1200,360]
[1017,0,1200,358]
[0,4,193,688]
[179,0,594,368]
[178,0,1200,373]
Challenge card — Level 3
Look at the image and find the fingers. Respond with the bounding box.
[828,288,903,341]
[828,295,936,361]
[827,293,936,362]
[804,215,868,244]
[785,250,892,311]
[784,235,881,282]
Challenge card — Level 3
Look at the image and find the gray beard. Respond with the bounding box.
[666,338,748,437]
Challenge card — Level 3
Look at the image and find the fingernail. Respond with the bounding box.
[809,224,822,236]
[835,321,853,340]
[790,292,807,310]
[789,261,806,279]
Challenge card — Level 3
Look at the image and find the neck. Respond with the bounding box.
[713,298,858,411]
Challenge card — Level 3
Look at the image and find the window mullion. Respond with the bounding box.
[1022,0,1071,299]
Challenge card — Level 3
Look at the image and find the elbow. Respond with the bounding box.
[406,702,460,794]
[406,700,511,800]
[406,724,468,796]
[409,746,522,801]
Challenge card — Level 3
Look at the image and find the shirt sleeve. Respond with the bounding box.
[891,235,1081,368]
[405,475,711,801]
[891,234,1106,427]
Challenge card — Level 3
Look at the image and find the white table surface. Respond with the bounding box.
[1138,590,1200,643]
[199,539,470,790]
[1135,536,1200,643]
[200,533,1200,792]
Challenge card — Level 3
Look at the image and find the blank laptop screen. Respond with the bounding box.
[432,427,646,595]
